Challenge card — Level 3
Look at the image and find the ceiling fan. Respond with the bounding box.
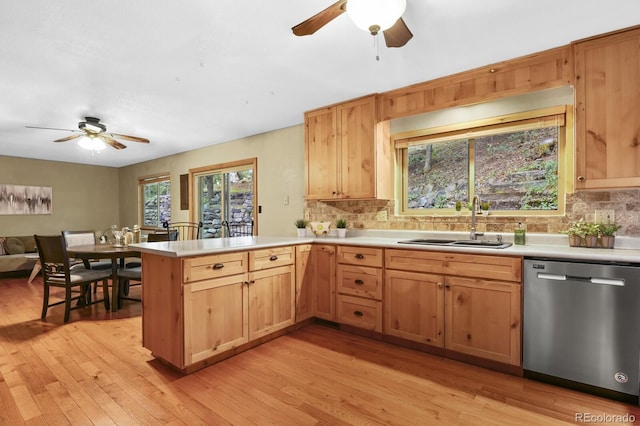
[292,0,413,48]
[25,116,150,151]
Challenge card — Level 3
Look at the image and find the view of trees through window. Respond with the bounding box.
[196,165,254,238]
[406,126,559,212]
[141,179,170,228]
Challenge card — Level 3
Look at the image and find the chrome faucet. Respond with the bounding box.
[470,195,484,240]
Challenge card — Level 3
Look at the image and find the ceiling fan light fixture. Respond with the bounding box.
[78,117,106,133]
[346,0,406,34]
[78,135,107,152]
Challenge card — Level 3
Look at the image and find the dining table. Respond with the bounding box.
[66,243,141,312]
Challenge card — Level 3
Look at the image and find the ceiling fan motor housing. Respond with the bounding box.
[79,117,106,133]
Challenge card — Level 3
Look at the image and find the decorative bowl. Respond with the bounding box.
[309,221,331,237]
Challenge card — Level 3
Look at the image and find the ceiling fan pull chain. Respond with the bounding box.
[374,33,380,61]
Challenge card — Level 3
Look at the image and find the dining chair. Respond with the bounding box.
[35,234,111,323]
[162,221,202,240]
[222,219,254,237]
[117,266,141,309]
[62,230,112,270]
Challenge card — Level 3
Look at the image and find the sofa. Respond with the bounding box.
[0,235,39,274]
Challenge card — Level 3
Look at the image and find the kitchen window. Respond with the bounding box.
[395,106,571,215]
[190,158,256,238]
[139,174,170,229]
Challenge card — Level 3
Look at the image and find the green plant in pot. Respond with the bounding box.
[599,222,621,249]
[583,222,600,248]
[335,218,348,238]
[455,201,462,214]
[566,219,587,247]
[295,219,308,237]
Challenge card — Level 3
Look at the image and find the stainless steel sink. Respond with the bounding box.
[398,238,512,249]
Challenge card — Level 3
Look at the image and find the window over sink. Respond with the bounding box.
[394,105,572,216]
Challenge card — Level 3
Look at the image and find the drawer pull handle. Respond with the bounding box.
[269,255,278,261]
[353,310,364,317]
[355,253,365,260]
[354,279,364,285]
[212,263,224,270]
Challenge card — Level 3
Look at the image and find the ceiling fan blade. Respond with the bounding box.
[100,136,127,150]
[383,17,413,48]
[26,125,79,132]
[292,0,347,36]
[109,133,150,143]
[53,134,83,143]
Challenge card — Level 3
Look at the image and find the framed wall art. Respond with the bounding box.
[0,184,52,215]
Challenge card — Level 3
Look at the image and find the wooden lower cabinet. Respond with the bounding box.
[445,276,521,366]
[249,265,295,340]
[337,294,382,332]
[296,244,336,322]
[384,249,522,366]
[384,269,444,347]
[184,274,249,365]
[142,246,295,372]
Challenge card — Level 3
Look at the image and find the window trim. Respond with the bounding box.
[393,106,573,216]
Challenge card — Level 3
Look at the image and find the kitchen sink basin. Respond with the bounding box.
[398,238,512,249]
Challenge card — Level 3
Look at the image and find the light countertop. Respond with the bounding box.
[131,230,640,264]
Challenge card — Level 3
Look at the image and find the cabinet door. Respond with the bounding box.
[249,265,295,340]
[305,106,339,199]
[445,276,521,366]
[337,95,378,199]
[574,27,640,189]
[384,269,445,347]
[295,244,314,322]
[183,274,249,366]
[312,245,336,321]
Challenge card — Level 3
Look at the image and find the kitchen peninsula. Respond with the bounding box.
[134,232,640,375]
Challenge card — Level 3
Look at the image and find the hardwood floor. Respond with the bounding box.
[1,275,638,425]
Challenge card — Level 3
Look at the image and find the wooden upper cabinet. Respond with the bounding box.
[305,95,393,200]
[573,25,640,189]
[379,46,571,121]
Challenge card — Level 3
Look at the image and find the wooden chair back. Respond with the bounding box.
[147,230,179,242]
[162,221,202,241]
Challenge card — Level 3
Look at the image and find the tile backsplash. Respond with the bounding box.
[305,189,640,236]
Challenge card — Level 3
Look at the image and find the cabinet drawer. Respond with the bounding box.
[183,252,248,283]
[337,246,383,268]
[249,246,294,271]
[385,249,522,283]
[337,295,382,332]
[337,264,382,300]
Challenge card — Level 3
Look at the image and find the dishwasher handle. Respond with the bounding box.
[537,272,624,287]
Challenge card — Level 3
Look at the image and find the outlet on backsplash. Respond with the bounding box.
[595,209,615,224]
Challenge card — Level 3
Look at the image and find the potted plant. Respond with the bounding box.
[599,222,621,249]
[455,201,462,215]
[295,219,308,237]
[583,222,600,248]
[335,218,348,238]
[566,219,587,247]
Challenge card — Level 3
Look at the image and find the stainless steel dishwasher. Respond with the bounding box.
[523,258,640,402]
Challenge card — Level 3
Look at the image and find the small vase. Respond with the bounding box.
[296,228,306,237]
[601,235,615,249]
[337,228,347,238]
[568,235,583,247]
[584,235,598,248]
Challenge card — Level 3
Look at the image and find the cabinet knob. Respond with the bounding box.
[437,282,443,288]
[353,310,364,317]
[269,255,278,261]
[212,263,224,270]
[577,176,585,182]
[444,283,451,289]
[355,253,365,260]
[354,279,364,285]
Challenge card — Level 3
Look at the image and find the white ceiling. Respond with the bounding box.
[1,1,639,168]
